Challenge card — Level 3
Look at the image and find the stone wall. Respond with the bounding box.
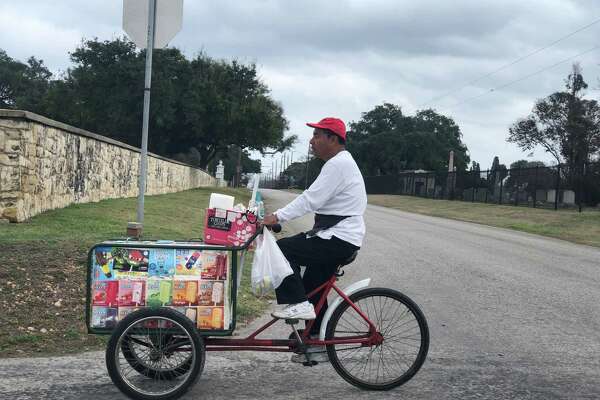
[0,110,216,222]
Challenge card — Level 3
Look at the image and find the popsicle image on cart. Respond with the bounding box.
[185,251,201,269]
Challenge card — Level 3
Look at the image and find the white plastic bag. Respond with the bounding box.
[251,229,293,296]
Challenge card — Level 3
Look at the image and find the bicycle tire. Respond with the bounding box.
[325,287,429,390]
[121,333,193,380]
[106,307,205,400]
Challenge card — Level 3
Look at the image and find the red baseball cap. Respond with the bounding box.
[307,117,346,141]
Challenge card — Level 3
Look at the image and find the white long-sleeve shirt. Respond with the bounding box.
[275,150,367,247]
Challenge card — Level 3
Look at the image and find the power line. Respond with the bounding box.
[443,45,599,110]
[418,16,600,108]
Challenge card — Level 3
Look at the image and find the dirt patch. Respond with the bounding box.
[0,241,107,357]
[0,240,269,358]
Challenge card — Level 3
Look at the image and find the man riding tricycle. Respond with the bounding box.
[87,117,429,400]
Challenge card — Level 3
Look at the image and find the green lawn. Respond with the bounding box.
[0,187,270,357]
[0,187,252,243]
[368,195,600,248]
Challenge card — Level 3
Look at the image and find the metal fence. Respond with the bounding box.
[364,162,600,211]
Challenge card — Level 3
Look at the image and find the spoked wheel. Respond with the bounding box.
[120,333,193,380]
[325,287,429,390]
[106,307,205,400]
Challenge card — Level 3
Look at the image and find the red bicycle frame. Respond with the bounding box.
[204,273,382,352]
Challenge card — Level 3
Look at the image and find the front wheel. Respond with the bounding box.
[326,287,429,390]
[106,307,205,400]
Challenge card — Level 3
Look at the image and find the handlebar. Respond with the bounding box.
[270,223,282,233]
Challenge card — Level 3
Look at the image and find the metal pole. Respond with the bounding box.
[499,174,503,205]
[282,153,286,181]
[485,169,489,203]
[533,166,538,208]
[275,160,281,189]
[136,0,156,225]
[514,168,520,206]
[472,170,476,202]
[554,164,561,211]
[236,146,242,187]
[578,163,583,213]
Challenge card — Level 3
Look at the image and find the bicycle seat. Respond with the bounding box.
[339,250,358,267]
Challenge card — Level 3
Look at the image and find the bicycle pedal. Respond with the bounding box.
[284,318,300,325]
[302,360,318,367]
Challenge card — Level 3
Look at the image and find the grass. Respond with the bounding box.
[0,187,272,358]
[368,195,600,247]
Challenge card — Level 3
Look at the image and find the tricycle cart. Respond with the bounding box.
[86,221,429,400]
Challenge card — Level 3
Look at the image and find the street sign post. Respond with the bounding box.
[122,0,183,230]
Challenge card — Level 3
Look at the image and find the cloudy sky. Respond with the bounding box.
[2,1,599,172]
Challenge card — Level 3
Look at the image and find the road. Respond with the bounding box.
[2,189,600,399]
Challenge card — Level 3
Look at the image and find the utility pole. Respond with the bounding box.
[275,158,279,188]
[235,145,242,187]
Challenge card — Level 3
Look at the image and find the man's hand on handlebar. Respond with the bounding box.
[261,213,282,233]
[262,213,278,226]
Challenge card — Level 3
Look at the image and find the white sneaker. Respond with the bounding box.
[271,302,316,320]
[291,345,329,363]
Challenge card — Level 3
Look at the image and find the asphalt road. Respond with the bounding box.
[2,189,599,400]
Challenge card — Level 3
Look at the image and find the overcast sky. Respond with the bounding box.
[2,1,599,172]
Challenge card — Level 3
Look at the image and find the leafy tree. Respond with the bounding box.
[509,160,546,169]
[60,38,144,143]
[1,39,295,169]
[504,159,551,194]
[347,103,470,176]
[488,156,508,195]
[508,64,600,179]
[178,55,293,167]
[0,50,51,111]
[204,145,261,182]
[280,157,324,189]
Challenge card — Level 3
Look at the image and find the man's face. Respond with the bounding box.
[309,128,334,159]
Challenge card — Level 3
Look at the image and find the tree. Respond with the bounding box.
[504,160,551,197]
[347,103,470,176]
[1,39,295,169]
[175,54,294,167]
[0,49,51,112]
[508,64,600,178]
[281,156,324,189]
[204,145,261,183]
[59,38,144,143]
[488,156,508,197]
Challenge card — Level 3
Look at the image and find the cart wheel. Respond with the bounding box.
[106,307,205,400]
[325,288,429,391]
[121,333,193,380]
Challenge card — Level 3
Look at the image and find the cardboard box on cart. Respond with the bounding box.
[203,193,257,247]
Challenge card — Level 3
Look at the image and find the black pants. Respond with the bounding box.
[275,233,359,334]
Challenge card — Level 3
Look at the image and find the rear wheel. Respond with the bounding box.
[106,307,205,400]
[326,287,429,390]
